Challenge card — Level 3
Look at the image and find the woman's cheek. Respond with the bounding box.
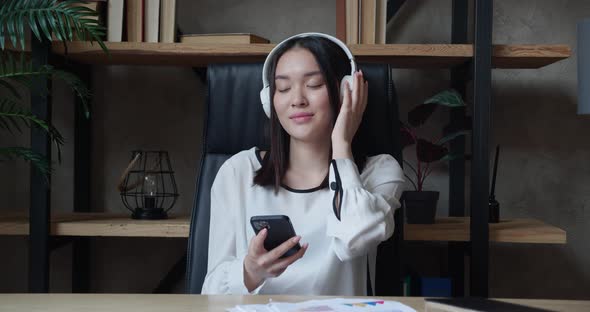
[273,94,287,112]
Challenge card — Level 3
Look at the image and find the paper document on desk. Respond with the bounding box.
[228,298,417,312]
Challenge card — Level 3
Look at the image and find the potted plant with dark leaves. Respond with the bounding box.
[401,89,470,224]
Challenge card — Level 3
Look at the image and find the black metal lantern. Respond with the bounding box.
[118,150,179,219]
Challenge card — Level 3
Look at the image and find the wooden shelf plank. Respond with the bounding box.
[0,214,30,236]
[50,42,570,69]
[0,213,189,238]
[404,217,567,244]
[491,44,571,68]
[0,213,566,243]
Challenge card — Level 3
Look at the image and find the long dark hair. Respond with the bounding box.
[254,36,367,192]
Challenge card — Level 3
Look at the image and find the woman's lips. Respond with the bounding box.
[289,112,314,124]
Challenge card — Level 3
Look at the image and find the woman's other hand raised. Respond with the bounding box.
[332,70,368,159]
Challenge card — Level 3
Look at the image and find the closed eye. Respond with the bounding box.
[307,84,324,89]
[277,88,290,93]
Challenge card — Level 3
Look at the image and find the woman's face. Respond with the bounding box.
[273,47,334,144]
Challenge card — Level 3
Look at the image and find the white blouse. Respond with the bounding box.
[201,147,404,295]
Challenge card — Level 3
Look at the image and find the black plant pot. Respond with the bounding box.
[403,191,439,224]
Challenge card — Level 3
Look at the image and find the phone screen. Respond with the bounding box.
[250,215,301,258]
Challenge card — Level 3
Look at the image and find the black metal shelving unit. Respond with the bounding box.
[27,0,494,295]
[390,0,493,297]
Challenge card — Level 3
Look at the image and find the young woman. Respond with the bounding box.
[201,33,404,295]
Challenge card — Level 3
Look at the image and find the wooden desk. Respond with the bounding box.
[1,294,589,312]
[0,294,423,312]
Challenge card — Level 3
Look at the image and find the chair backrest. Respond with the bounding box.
[186,63,403,295]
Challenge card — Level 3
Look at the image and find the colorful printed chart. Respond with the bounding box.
[229,298,416,312]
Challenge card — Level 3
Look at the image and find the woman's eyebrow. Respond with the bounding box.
[275,70,322,80]
[303,71,322,77]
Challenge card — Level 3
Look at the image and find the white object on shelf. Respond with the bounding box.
[107,0,124,42]
[160,0,177,43]
[145,0,160,43]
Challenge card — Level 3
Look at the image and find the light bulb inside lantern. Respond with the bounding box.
[144,173,158,209]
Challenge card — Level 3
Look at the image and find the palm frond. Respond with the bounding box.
[0,51,32,96]
[0,78,21,99]
[0,98,64,161]
[0,0,107,53]
[0,146,52,179]
[0,50,91,117]
[51,67,91,117]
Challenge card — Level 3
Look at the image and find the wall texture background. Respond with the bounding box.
[0,0,588,298]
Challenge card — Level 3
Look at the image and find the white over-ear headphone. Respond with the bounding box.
[260,32,357,118]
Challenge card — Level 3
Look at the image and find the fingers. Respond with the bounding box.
[341,79,352,111]
[356,71,363,110]
[245,231,309,286]
[361,79,368,113]
[249,228,268,255]
[351,72,360,109]
[354,71,367,112]
[268,243,309,276]
[353,71,368,118]
[266,235,301,260]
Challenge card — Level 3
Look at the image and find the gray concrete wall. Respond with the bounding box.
[1,0,588,298]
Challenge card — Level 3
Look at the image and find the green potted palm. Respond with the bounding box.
[0,0,107,179]
[401,89,469,224]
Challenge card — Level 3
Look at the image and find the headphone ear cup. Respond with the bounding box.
[260,87,271,118]
[340,75,354,99]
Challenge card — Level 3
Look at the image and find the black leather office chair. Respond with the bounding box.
[186,63,403,295]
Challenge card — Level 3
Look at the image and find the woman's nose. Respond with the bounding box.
[290,87,308,107]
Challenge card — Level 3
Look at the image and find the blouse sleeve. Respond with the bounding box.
[201,160,262,294]
[326,154,404,261]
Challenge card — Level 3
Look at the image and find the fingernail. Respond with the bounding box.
[292,236,301,243]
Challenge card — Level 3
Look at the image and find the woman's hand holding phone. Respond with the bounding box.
[243,228,309,292]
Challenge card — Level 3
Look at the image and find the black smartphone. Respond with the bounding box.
[250,215,301,258]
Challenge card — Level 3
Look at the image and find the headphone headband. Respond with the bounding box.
[259,32,357,118]
[261,32,357,89]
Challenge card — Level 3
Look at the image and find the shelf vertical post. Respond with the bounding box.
[71,63,92,293]
[29,36,52,293]
[449,0,469,297]
[471,0,493,297]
